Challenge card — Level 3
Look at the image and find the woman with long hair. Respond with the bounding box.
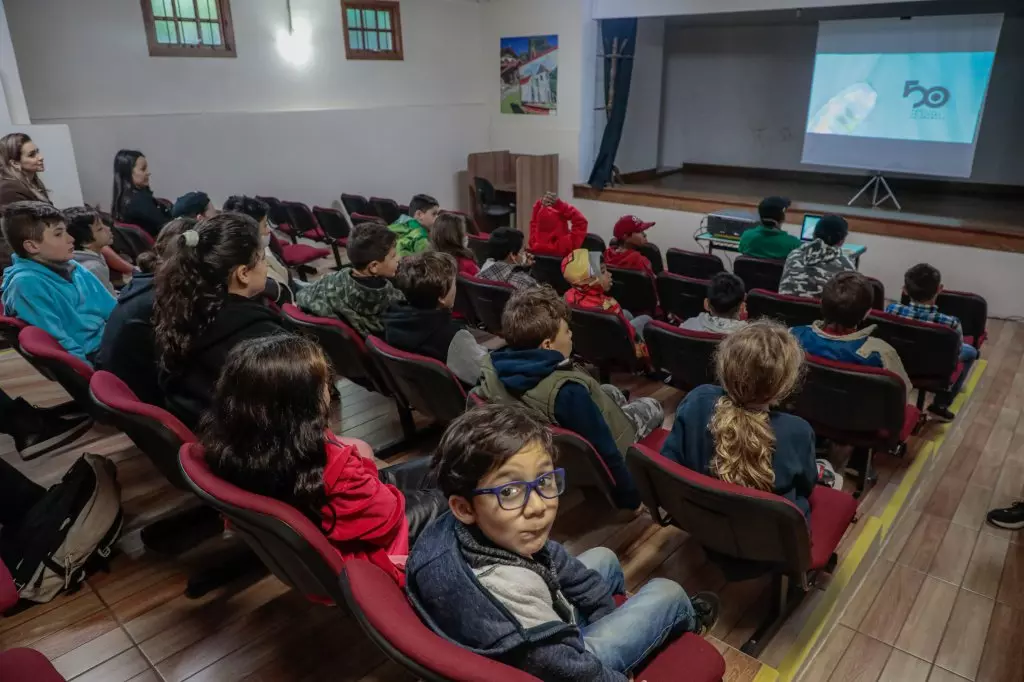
[222,195,292,304]
[0,133,50,206]
[110,149,171,237]
[430,212,479,276]
[153,212,286,426]
[201,334,445,585]
[660,321,817,518]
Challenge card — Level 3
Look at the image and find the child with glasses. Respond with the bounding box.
[406,403,719,681]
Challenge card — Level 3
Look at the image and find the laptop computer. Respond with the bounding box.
[801,214,821,241]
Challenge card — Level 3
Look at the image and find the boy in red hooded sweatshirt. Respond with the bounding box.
[562,248,650,358]
[605,215,655,274]
[528,192,589,257]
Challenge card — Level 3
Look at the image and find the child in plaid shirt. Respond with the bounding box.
[885,263,978,421]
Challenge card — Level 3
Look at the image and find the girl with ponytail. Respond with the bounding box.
[661,321,818,518]
[153,212,286,427]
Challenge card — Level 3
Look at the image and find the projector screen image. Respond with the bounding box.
[800,15,1003,179]
[806,52,996,144]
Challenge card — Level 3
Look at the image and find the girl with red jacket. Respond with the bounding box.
[200,333,446,585]
[528,193,589,257]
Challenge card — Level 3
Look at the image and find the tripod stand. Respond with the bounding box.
[848,172,901,210]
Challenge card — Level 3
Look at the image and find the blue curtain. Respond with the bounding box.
[587,18,638,189]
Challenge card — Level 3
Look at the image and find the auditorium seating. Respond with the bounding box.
[899,289,988,351]
[339,558,727,682]
[466,232,491,264]
[312,206,351,268]
[270,234,329,281]
[656,272,709,322]
[114,222,155,248]
[608,267,659,318]
[283,201,340,269]
[370,197,402,225]
[666,248,724,280]
[255,195,295,240]
[18,327,98,420]
[582,233,606,253]
[111,223,152,261]
[549,426,618,507]
[529,253,569,294]
[626,444,857,655]
[350,212,384,225]
[459,274,515,336]
[568,305,645,383]
[638,242,665,274]
[746,289,820,328]
[366,336,469,428]
[733,256,785,292]
[0,564,66,682]
[341,193,373,217]
[791,356,919,490]
[645,321,722,391]
[868,311,962,409]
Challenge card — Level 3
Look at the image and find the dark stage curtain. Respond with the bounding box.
[588,18,638,189]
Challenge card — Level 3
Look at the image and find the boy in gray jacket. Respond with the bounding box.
[65,206,116,295]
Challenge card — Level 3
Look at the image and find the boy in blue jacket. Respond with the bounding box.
[1,201,116,364]
[473,285,663,510]
[407,403,719,681]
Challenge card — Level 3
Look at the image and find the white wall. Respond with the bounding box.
[574,196,1024,318]
[0,0,29,125]
[5,0,489,209]
[657,17,1024,185]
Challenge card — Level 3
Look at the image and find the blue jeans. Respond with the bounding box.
[935,343,978,408]
[575,547,697,673]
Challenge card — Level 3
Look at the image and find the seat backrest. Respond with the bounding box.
[366,336,468,425]
[179,442,347,602]
[281,304,391,396]
[627,444,810,574]
[466,233,491,264]
[790,355,908,449]
[341,193,372,217]
[638,242,664,274]
[568,306,640,374]
[582,233,606,253]
[473,177,497,205]
[0,312,27,354]
[550,427,616,506]
[460,275,514,336]
[111,224,150,261]
[89,371,196,489]
[666,248,724,280]
[733,256,785,292]
[656,272,709,321]
[645,321,722,390]
[351,212,385,226]
[114,222,156,248]
[746,289,820,328]
[608,267,658,317]
[312,206,350,241]
[18,326,95,411]
[369,197,401,225]
[255,195,291,228]
[283,201,319,235]
[867,277,886,311]
[867,311,960,389]
[340,559,537,682]
[529,254,569,294]
[899,290,987,345]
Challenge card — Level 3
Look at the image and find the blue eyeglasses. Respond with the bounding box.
[472,469,566,510]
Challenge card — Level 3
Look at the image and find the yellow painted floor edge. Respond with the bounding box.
[772,359,987,681]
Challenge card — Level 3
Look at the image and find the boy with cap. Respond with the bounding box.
[604,215,655,274]
[478,226,538,291]
[172,191,218,220]
[739,196,801,260]
[778,214,856,298]
[562,248,650,357]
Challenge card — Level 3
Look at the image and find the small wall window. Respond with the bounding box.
[342,1,404,61]
[141,0,236,57]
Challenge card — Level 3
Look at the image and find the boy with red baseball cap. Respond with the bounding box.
[605,215,655,274]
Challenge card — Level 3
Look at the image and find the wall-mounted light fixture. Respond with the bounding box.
[276,0,312,67]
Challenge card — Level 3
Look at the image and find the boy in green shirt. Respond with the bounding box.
[738,196,801,260]
[389,193,440,258]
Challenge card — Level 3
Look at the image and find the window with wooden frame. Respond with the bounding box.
[141,0,236,57]
[341,1,404,61]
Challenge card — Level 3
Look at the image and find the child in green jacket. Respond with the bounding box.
[389,194,440,258]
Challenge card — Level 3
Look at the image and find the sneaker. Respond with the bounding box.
[691,591,721,635]
[927,403,955,422]
[11,398,93,460]
[987,501,1024,530]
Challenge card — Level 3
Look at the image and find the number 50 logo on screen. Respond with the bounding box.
[903,81,950,109]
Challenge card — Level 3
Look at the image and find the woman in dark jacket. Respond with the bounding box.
[111,149,171,237]
[153,212,287,427]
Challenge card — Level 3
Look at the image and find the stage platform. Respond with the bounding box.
[573,165,1024,254]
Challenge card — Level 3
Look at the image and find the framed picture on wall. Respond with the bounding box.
[500,35,558,115]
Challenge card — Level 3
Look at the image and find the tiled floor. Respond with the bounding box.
[802,319,1024,682]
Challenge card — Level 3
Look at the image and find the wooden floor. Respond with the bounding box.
[1,317,1021,682]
